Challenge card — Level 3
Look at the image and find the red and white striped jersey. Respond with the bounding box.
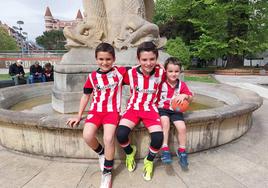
[124,66,165,111]
[84,66,126,112]
[158,80,192,110]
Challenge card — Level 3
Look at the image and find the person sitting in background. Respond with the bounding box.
[43,63,54,82]
[29,61,46,84]
[9,59,28,85]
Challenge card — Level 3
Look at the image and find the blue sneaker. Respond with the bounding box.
[161,150,172,164]
[177,151,189,170]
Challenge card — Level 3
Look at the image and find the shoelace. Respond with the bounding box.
[144,161,153,172]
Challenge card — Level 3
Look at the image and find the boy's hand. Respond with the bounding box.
[156,62,165,70]
[174,94,188,104]
[66,117,81,128]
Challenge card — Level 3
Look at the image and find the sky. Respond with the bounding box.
[0,0,83,41]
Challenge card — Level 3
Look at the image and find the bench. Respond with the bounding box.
[0,80,15,88]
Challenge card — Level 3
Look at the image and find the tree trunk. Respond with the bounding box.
[226,55,244,68]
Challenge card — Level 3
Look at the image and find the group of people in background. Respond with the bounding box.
[8,60,54,85]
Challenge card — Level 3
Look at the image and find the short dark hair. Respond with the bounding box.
[164,57,182,70]
[44,62,52,69]
[95,42,115,59]
[137,41,158,59]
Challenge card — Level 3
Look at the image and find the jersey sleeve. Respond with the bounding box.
[161,69,166,82]
[83,74,93,94]
[117,66,127,75]
[180,81,193,96]
[156,82,163,105]
[123,68,131,85]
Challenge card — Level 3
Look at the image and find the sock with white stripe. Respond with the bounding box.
[103,159,114,174]
[94,144,104,155]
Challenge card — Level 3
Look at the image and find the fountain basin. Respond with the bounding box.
[0,82,262,159]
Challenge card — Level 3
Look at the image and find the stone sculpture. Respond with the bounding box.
[64,0,166,49]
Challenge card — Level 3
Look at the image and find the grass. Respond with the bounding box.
[0,73,30,81]
[184,75,218,83]
[0,74,11,80]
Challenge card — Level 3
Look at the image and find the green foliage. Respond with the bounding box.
[191,34,228,61]
[36,30,66,50]
[0,27,18,51]
[165,37,191,68]
[153,0,173,25]
[154,0,268,68]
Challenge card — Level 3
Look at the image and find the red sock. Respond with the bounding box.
[162,146,170,151]
[178,147,185,153]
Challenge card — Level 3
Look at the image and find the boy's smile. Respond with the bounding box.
[96,52,115,72]
[138,51,157,75]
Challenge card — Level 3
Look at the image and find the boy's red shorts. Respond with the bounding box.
[85,111,120,128]
[121,108,161,128]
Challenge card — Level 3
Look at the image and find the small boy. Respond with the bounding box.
[116,41,165,181]
[158,57,193,170]
[67,43,127,188]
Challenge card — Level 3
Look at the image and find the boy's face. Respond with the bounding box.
[96,52,115,72]
[138,51,157,75]
[166,63,181,83]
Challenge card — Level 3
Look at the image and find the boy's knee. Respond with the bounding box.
[116,125,131,143]
[177,124,186,133]
[103,134,115,145]
[150,131,163,149]
[83,129,95,141]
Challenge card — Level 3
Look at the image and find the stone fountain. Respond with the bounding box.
[0,0,263,159]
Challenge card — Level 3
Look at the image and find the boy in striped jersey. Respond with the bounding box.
[158,57,193,170]
[67,43,127,188]
[116,42,165,181]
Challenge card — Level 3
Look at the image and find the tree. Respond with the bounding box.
[165,37,191,68]
[36,30,66,50]
[0,27,18,51]
[153,0,268,68]
[154,0,201,44]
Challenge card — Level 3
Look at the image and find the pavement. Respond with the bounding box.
[0,75,268,188]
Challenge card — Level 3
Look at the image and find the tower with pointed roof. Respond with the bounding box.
[44,7,83,32]
[44,7,53,31]
[76,10,83,22]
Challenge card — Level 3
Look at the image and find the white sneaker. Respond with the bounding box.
[98,154,105,171]
[100,172,112,188]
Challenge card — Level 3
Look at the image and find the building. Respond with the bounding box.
[44,6,83,31]
[0,21,26,50]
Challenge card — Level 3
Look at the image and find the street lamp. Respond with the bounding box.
[13,20,24,56]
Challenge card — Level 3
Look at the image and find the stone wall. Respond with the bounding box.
[0,82,262,159]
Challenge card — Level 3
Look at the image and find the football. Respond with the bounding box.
[171,99,189,112]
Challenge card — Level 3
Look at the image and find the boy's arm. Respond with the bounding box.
[67,75,93,127]
[156,62,165,70]
[67,93,91,127]
[119,66,130,85]
[77,94,90,119]
[174,82,193,103]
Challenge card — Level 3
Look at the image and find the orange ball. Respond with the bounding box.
[171,99,189,112]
